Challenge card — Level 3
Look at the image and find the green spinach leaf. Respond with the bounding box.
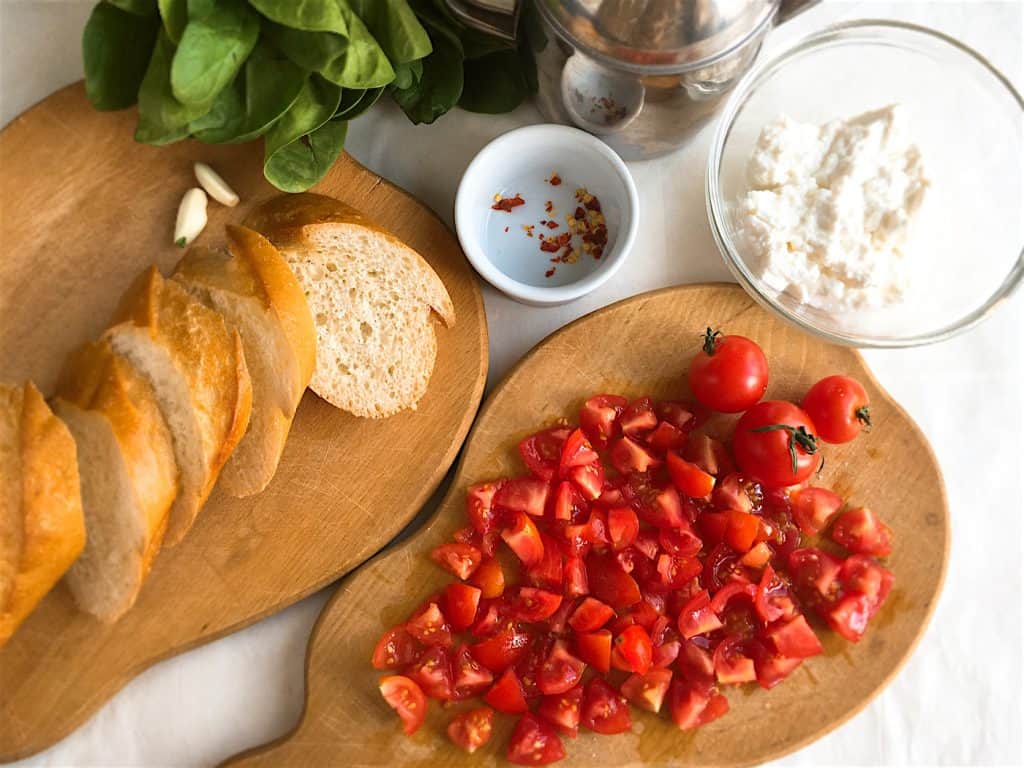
[170,0,258,106]
[157,0,187,42]
[392,59,423,90]
[348,0,431,64]
[390,24,462,124]
[267,21,394,89]
[136,29,213,144]
[264,74,342,164]
[264,118,348,192]
[248,0,349,34]
[83,3,160,110]
[104,0,157,15]
[458,48,528,114]
[337,85,383,120]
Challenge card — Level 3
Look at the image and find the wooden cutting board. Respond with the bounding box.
[0,83,487,762]
[224,284,949,768]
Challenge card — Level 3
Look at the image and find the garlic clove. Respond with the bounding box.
[175,187,208,247]
[193,161,240,207]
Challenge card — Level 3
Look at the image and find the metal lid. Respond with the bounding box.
[536,0,783,74]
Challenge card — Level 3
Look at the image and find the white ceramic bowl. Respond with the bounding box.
[455,124,639,306]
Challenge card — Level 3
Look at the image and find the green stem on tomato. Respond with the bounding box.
[856,406,872,431]
[701,327,722,355]
[750,423,820,475]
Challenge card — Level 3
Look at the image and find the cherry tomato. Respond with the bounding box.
[568,597,615,632]
[687,328,769,413]
[470,624,531,672]
[667,678,711,730]
[619,396,658,436]
[484,667,529,713]
[733,401,822,487]
[371,626,420,670]
[470,557,505,599]
[405,602,452,647]
[538,684,583,737]
[447,706,494,754]
[667,452,716,498]
[607,506,640,550]
[587,552,642,609]
[502,513,545,568]
[581,677,632,734]
[579,394,627,448]
[538,639,586,695]
[379,675,427,735]
[802,375,871,444]
[518,427,571,480]
[507,713,566,765]
[620,668,673,713]
[406,646,454,700]
[791,486,843,535]
[611,624,653,675]
[430,543,482,580]
[495,476,551,518]
[573,630,612,674]
[712,635,756,684]
[830,507,894,557]
[764,615,823,659]
[441,583,482,631]
[609,436,662,474]
[559,428,599,475]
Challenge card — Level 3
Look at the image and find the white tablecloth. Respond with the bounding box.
[1,1,1021,765]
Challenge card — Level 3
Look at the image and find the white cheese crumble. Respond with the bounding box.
[736,105,929,312]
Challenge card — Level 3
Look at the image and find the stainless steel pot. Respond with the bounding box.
[448,0,819,159]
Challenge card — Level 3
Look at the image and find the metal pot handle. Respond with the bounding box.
[777,0,820,23]
[443,0,521,42]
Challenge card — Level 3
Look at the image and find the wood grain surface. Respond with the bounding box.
[0,83,487,762]
[225,284,949,768]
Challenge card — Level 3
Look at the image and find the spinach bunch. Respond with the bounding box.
[82,0,541,192]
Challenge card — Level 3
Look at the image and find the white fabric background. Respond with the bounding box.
[0,1,1021,765]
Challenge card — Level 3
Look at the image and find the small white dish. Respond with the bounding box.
[455,124,639,306]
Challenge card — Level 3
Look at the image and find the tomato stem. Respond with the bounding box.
[702,327,722,356]
[855,406,872,431]
[750,424,820,475]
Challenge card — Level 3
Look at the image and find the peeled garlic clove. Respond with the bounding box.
[175,187,208,247]
[194,162,239,207]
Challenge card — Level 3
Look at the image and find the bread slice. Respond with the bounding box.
[244,193,455,418]
[171,225,316,497]
[104,267,252,545]
[53,342,178,621]
[0,382,85,645]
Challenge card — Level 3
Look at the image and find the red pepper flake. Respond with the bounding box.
[491,193,525,212]
[540,239,561,253]
[545,220,559,229]
[545,267,556,278]
[574,206,586,220]
[544,200,554,214]
[522,224,535,238]
[504,226,509,233]
[548,174,562,187]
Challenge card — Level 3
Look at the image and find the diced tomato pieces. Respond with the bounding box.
[470,557,505,599]
[766,614,823,659]
[587,552,642,609]
[609,436,662,475]
[568,597,615,632]
[698,511,728,545]
[405,602,452,647]
[502,513,545,567]
[709,581,757,615]
[791,486,843,535]
[668,677,710,730]
[619,397,658,436]
[620,668,673,713]
[657,400,704,431]
[754,564,797,623]
[537,639,585,695]
[447,706,494,753]
[452,644,494,698]
[569,462,605,500]
[653,638,681,668]
[518,427,571,481]
[724,509,760,553]
[712,474,759,513]
[527,534,564,591]
[826,593,874,642]
[372,626,420,670]
[683,433,731,477]
[657,527,701,557]
[441,583,482,631]
[573,630,612,674]
[607,506,639,550]
[698,692,730,725]
[788,547,843,600]
[406,645,454,700]
[564,555,589,598]
[677,589,724,639]
[634,530,661,559]
[512,587,563,622]
[470,600,505,638]
[740,541,773,568]
[466,481,504,535]
[552,480,585,522]
[581,677,632,734]
[452,525,478,545]
[579,394,627,448]
[647,421,687,452]
[713,635,756,684]
[749,638,803,689]
[485,667,529,713]
[507,713,566,765]
[830,507,894,557]
[667,452,716,498]
[470,624,531,672]
[496,476,552,518]
[654,553,701,589]
[839,554,894,609]
[431,542,483,580]
[538,684,583,738]
[611,624,653,675]
[702,542,746,591]
[677,639,716,681]
[559,428,599,476]
[380,675,427,735]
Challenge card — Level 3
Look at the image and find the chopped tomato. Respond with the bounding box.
[405,602,452,647]
[724,509,760,553]
[587,553,641,608]
[447,706,494,753]
[766,615,823,659]
[538,684,583,737]
[538,639,586,695]
[791,486,843,535]
[496,476,551,518]
[466,481,504,535]
[380,675,427,735]
[619,397,658,436]
[713,635,756,684]
[659,526,702,557]
[502,513,545,567]
[684,433,731,477]
[407,646,454,700]
[569,462,605,500]
[431,543,483,580]
[677,589,724,639]
[709,581,757,616]
[569,597,615,632]
[652,638,681,668]
[840,554,894,608]
[552,480,585,522]
[826,593,874,642]
[698,692,730,725]
[712,474,759,513]
[372,626,419,670]
[452,644,494,698]
[788,547,843,600]
[559,428,599,475]
[624,475,688,529]
[609,436,662,475]
[485,667,529,713]
[515,635,550,700]
[579,394,627,448]
[527,534,564,591]
[441,583,481,631]
[656,553,702,589]
[470,624,531,672]
[573,630,612,674]
[507,713,566,765]
[470,557,505,599]
[677,639,715,681]
[702,543,746,591]
[612,624,653,675]
[831,507,893,557]
[647,421,687,452]
[620,668,673,713]
[754,564,797,623]
[698,511,728,545]
[740,541,773,568]
[518,427,570,480]
[749,638,803,689]
[668,678,710,730]
[581,677,632,734]
[512,587,563,622]
[564,555,589,597]
[667,452,716,498]
[607,506,639,550]
[470,600,505,638]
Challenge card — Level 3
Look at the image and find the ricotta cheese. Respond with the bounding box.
[737,105,929,312]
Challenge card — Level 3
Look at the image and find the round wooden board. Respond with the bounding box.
[224,284,949,768]
[0,83,487,762]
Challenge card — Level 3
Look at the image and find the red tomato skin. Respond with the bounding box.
[484,668,529,713]
[587,553,642,609]
[620,668,673,713]
[380,675,427,735]
[612,624,654,675]
[502,513,545,567]
[802,375,871,444]
[538,684,583,738]
[406,646,454,700]
[667,678,710,730]
[791,486,843,535]
[512,587,563,622]
[559,428,599,476]
[442,583,482,632]
[733,401,821,487]
[447,706,494,754]
[569,597,615,632]
[607,506,640,550]
[452,644,495,699]
[723,509,760,553]
[538,640,586,695]
[467,481,504,535]
[496,476,552,517]
[749,639,803,689]
[579,394,628,448]
[826,593,874,642]
[405,602,453,647]
[470,624,531,672]
[518,428,571,480]
[667,452,716,498]
[713,635,757,684]
[688,333,769,413]
[507,714,566,766]
[372,626,420,670]
[581,677,633,734]
[754,564,797,624]
[470,557,505,599]
[619,397,659,436]
[830,507,894,557]
[431,543,483,580]
[765,614,824,659]
[574,630,612,673]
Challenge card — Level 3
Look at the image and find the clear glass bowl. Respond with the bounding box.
[706,20,1024,347]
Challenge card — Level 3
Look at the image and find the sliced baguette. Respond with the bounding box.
[54,342,178,621]
[171,225,316,497]
[104,266,252,545]
[0,381,85,645]
[245,193,455,418]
